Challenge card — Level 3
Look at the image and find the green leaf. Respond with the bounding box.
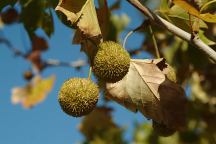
[173,0,216,23]
[20,0,46,36]
[160,0,170,12]
[41,10,54,37]
[166,5,208,32]
[199,13,216,23]
[199,30,216,45]
[200,0,216,12]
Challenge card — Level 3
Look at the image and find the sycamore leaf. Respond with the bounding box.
[55,0,86,24]
[199,30,216,45]
[162,4,208,32]
[160,0,170,12]
[200,0,216,12]
[96,2,110,40]
[199,13,216,23]
[173,0,216,23]
[11,75,55,108]
[106,59,187,129]
[56,0,101,37]
[173,0,199,17]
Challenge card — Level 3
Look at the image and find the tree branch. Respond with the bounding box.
[45,59,86,68]
[0,37,87,69]
[126,0,216,63]
[0,37,26,57]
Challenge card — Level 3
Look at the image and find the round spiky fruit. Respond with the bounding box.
[93,41,130,83]
[152,121,176,137]
[58,78,99,117]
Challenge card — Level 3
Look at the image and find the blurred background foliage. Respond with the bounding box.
[0,0,216,143]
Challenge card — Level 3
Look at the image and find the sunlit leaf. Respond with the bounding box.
[200,0,216,12]
[173,0,200,17]
[160,0,170,12]
[11,75,55,108]
[199,30,216,45]
[164,5,208,32]
[199,13,216,23]
[173,0,216,23]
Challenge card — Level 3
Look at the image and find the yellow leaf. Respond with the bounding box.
[173,0,216,23]
[173,0,200,17]
[56,0,101,37]
[200,13,216,23]
[11,75,55,109]
[23,75,55,108]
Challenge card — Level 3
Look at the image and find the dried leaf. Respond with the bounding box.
[96,2,110,40]
[56,0,101,37]
[32,35,48,51]
[1,8,19,24]
[11,75,55,108]
[106,59,187,129]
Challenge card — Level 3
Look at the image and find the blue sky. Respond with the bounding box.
[0,1,160,144]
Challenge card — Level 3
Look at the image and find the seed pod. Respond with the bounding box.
[58,78,99,117]
[93,41,130,83]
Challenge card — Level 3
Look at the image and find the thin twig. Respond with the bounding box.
[126,0,216,63]
[0,37,26,57]
[45,59,86,68]
[148,25,160,58]
[0,37,87,69]
[88,66,92,80]
[123,22,145,49]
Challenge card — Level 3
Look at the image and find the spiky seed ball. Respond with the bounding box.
[93,41,130,83]
[58,78,99,117]
[152,121,176,137]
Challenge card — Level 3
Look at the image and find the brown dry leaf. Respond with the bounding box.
[55,0,101,37]
[106,59,187,130]
[32,35,48,51]
[11,75,55,108]
[96,2,110,40]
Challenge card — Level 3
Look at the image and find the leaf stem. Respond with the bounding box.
[148,25,160,58]
[123,22,146,49]
[88,66,92,80]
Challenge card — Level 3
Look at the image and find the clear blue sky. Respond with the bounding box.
[0,1,159,144]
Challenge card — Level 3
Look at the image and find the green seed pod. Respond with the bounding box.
[58,78,99,117]
[93,41,130,83]
[152,121,176,137]
[166,65,177,83]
